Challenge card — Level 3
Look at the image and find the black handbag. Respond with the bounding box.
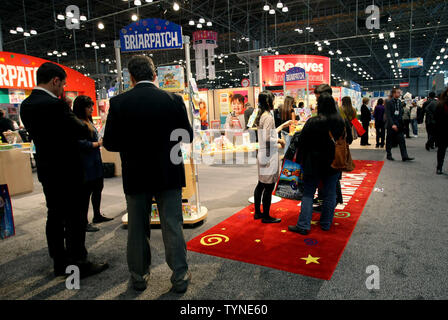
[102,162,115,178]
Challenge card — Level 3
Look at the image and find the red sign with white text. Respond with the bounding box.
[399,82,409,87]
[0,51,97,115]
[241,78,250,87]
[260,55,331,87]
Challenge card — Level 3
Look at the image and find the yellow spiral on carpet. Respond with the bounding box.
[200,234,230,246]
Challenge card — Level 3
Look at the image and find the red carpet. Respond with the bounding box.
[187,160,384,280]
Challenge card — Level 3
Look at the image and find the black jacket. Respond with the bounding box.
[435,102,448,145]
[423,98,437,125]
[360,104,371,125]
[20,89,90,183]
[295,116,352,177]
[385,98,403,129]
[103,82,193,195]
[78,124,103,182]
[0,117,14,144]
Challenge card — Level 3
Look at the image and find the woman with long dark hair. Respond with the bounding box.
[288,93,352,235]
[73,95,113,232]
[435,88,448,174]
[279,96,296,152]
[253,90,291,223]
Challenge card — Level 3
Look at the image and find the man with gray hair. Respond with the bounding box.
[103,55,193,292]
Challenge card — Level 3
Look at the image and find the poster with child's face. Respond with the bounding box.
[230,90,248,116]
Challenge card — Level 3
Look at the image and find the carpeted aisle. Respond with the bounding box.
[187,160,384,280]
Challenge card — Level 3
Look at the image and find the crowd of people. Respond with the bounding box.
[3,55,446,294]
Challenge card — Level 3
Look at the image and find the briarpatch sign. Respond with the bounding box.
[119,18,183,52]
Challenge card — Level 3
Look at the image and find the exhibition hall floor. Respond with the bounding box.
[1,130,447,300]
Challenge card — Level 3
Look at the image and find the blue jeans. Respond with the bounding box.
[281,131,292,153]
[411,119,418,136]
[296,172,340,230]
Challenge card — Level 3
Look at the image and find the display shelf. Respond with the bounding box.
[121,205,208,226]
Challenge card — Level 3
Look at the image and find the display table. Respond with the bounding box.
[0,148,33,196]
[100,148,122,176]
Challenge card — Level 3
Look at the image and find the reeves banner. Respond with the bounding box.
[120,18,183,52]
[260,55,330,87]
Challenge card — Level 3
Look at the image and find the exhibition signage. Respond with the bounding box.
[157,65,185,92]
[398,57,423,69]
[260,55,330,87]
[241,78,250,87]
[0,52,96,111]
[119,18,183,52]
[399,82,410,87]
[285,67,306,82]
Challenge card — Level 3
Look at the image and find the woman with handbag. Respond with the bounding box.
[253,91,291,223]
[73,96,113,232]
[288,93,352,235]
[340,96,358,140]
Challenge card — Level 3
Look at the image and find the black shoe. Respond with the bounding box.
[288,225,309,235]
[387,156,395,161]
[437,169,443,175]
[320,225,330,231]
[375,145,379,148]
[86,223,100,232]
[92,215,114,224]
[78,261,109,279]
[131,274,150,291]
[170,271,191,294]
[402,157,415,162]
[262,216,281,223]
[54,260,68,277]
[366,143,372,146]
[431,146,435,149]
[254,212,263,220]
[425,144,430,151]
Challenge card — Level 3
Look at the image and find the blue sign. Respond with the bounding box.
[120,18,183,52]
[285,67,306,82]
[350,81,361,92]
[398,57,423,69]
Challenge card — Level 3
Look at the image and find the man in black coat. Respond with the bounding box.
[103,55,193,292]
[423,92,438,150]
[360,97,372,145]
[385,88,414,161]
[20,62,108,278]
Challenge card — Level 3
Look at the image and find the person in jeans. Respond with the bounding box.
[410,99,419,137]
[103,55,193,292]
[253,91,290,223]
[402,101,411,138]
[360,97,371,146]
[385,88,414,161]
[373,98,386,148]
[288,93,351,235]
[435,88,448,174]
[73,96,114,233]
[423,92,438,151]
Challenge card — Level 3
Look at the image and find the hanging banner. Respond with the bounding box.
[350,81,361,92]
[285,67,306,82]
[398,58,423,69]
[260,55,330,87]
[157,65,185,92]
[120,18,183,52]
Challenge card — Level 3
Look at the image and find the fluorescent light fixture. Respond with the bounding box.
[383,45,388,50]
[353,63,357,66]
[394,52,399,57]
[436,56,441,60]
[80,15,87,21]
[131,14,138,21]
[134,0,142,5]
[207,21,212,26]
[346,57,351,61]
[189,20,194,25]
[387,53,391,58]
[66,11,74,18]
[336,50,342,54]
[282,6,288,12]
[47,52,53,56]
[263,5,269,11]
[199,18,205,23]
[57,14,65,20]
[98,22,105,29]
[91,41,97,46]
[392,43,397,49]
[329,50,334,55]
[173,2,180,11]
[277,1,283,8]
[10,30,17,34]
[197,23,202,28]
[389,60,393,64]
[318,47,322,51]
[94,46,99,49]
[441,48,446,53]
[72,18,79,24]
[85,43,91,48]
[53,50,58,54]
[16,27,24,32]
[100,44,106,48]
[339,58,344,62]
[390,31,395,38]
[269,9,275,14]
[24,32,30,37]
[347,64,351,67]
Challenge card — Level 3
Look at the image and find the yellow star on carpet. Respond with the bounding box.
[221,228,226,231]
[301,254,320,264]
[311,220,318,225]
[281,230,287,233]
[255,239,261,243]
[335,223,339,226]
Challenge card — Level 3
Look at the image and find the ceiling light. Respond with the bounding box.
[189,20,195,25]
[207,21,212,26]
[173,2,180,11]
[436,56,441,60]
[100,44,106,48]
[131,14,138,21]
[277,1,283,9]
[329,50,334,55]
[10,30,17,34]
[379,33,384,39]
[392,43,397,49]
[441,48,446,53]
[57,54,62,57]
[94,46,99,49]
[85,43,91,48]
[134,0,142,5]
[394,53,399,57]
[199,18,205,23]
[387,53,391,58]
[57,14,65,20]
[62,52,67,56]
[282,6,288,12]
[318,47,322,51]
[337,50,342,54]
[339,58,343,62]
[389,60,393,64]
[390,31,395,38]
[383,45,388,50]
[98,22,105,30]
[269,9,275,14]
[53,50,58,54]
[72,18,79,24]
[353,63,357,66]
[47,52,52,56]
[16,27,24,32]
[91,41,97,46]
[80,15,87,21]
[66,11,74,18]
[197,23,202,28]
[347,64,351,67]
[346,57,351,61]
[145,0,154,2]
[24,32,30,37]
[440,61,444,64]
[263,4,269,11]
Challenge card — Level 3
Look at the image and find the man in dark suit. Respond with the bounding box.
[423,92,438,150]
[20,62,109,278]
[103,55,193,292]
[360,97,372,146]
[385,88,414,161]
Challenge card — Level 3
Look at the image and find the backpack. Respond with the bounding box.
[329,128,355,172]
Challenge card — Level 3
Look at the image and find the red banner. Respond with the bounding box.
[0,51,97,115]
[192,31,218,42]
[260,55,331,87]
[399,82,409,87]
